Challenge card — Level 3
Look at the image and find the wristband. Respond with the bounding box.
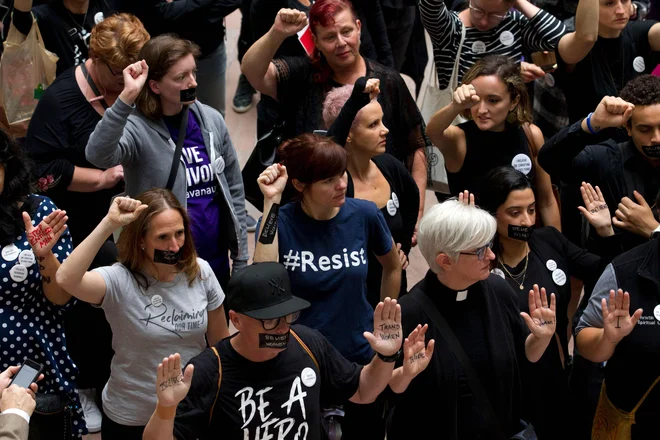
[155,401,177,420]
[585,112,599,134]
[376,347,402,363]
[258,203,279,244]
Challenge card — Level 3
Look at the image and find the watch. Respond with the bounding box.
[376,347,403,363]
[650,225,660,240]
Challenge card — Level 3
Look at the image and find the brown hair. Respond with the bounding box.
[116,188,200,289]
[135,35,201,120]
[88,13,150,68]
[460,55,532,125]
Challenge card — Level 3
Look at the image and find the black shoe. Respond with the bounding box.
[233,74,256,113]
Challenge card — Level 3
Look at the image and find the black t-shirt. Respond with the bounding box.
[174,325,362,440]
[24,68,121,245]
[557,20,657,124]
[448,120,535,197]
[12,0,117,76]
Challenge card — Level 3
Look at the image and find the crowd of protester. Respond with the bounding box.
[0,0,659,439]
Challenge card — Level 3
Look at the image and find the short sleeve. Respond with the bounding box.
[367,203,393,257]
[576,264,617,335]
[297,326,363,405]
[174,350,219,440]
[92,264,129,310]
[199,259,224,311]
[631,19,656,51]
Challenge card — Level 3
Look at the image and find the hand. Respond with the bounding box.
[401,324,435,378]
[364,78,380,100]
[590,96,635,131]
[120,60,149,104]
[396,243,409,270]
[613,191,659,238]
[257,163,288,203]
[22,210,68,258]
[0,385,36,416]
[106,197,148,228]
[452,84,480,110]
[601,289,643,344]
[0,366,41,396]
[364,297,402,357]
[272,8,308,38]
[521,284,557,341]
[520,61,546,83]
[99,166,124,190]
[155,353,194,408]
[457,190,475,205]
[577,182,613,236]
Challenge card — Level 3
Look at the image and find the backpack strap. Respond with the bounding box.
[290,329,319,371]
[208,346,223,426]
[631,375,660,414]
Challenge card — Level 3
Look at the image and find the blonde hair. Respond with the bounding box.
[88,13,150,68]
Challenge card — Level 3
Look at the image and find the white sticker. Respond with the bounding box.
[552,268,567,286]
[654,304,660,322]
[386,200,397,216]
[2,244,20,262]
[10,264,28,283]
[391,192,400,208]
[301,367,317,387]
[546,259,557,271]
[18,250,35,268]
[491,268,506,279]
[94,12,105,24]
[151,295,163,307]
[511,154,532,175]
[544,73,555,88]
[214,157,225,174]
[499,31,514,46]
[633,56,646,73]
[472,41,486,54]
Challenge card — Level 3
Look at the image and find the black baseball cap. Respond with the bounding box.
[227,262,311,320]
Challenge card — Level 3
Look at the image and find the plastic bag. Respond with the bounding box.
[0,14,58,138]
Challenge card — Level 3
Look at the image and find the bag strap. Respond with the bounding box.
[448,22,467,90]
[521,123,539,157]
[165,105,190,190]
[409,289,508,440]
[79,62,108,110]
[208,346,223,426]
[291,329,320,371]
[631,375,660,414]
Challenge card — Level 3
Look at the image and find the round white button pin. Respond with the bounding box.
[18,250,35,268]
[653,304,660,322]
[544,73,555,88]
[552,269,567,286]
[511,154,532,175]
[386,200,397,216]
[301,367,317,387]
[546,259,557,271]
[633,56,645,73]
[151,295,163,307]
[10,264,28,283]
[472,41,486,54]
[500,31,514,46]
[2,244,19,262]
[392,192,400,208]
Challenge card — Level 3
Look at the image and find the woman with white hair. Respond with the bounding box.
[387,198,557,440]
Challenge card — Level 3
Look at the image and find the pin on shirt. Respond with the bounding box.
[2,244,20,262]
[654,304,660,322]
[633,56,646,73]
[511,154,532,175]
[18,250,35,268]
[386,200,397,217]
[499,31,514,46]
[300,367,317,387]
[472,41,486,54]
[9,264,28,283]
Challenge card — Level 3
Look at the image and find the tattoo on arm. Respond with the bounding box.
[38,256,45,271]
[42,276,51,284]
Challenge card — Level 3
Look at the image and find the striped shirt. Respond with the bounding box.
[420,0,566,89]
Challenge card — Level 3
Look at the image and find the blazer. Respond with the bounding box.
[0,413,28,440]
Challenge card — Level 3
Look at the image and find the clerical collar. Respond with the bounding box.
[456,290,468,301]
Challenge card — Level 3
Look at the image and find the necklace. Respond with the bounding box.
[498,252,529,290]
[66,5,89,32]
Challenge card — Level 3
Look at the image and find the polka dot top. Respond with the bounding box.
[0,195,86,438]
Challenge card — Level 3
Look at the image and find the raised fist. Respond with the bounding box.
[272,9,308,38]
[590,96,635,131]
[453,84,480,110]
[258,163,288,203]
[106,197,148,228]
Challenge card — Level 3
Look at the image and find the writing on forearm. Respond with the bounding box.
[42,275,51,284]
[37,256,45,271]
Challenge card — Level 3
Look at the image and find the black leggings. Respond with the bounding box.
[101,413,145,440]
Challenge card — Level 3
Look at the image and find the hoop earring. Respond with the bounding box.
[506,111,517,124]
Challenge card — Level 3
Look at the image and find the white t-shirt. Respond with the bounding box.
[93,258,224,426]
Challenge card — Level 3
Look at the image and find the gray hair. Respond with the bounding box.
[418,199,497,273]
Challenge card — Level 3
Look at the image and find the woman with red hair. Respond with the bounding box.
[242,0,428,231]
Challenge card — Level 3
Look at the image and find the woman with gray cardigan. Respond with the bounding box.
[86,35,248,285]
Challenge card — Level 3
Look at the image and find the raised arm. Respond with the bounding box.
[253,164,288,263]
[241,9,307,100]
[647,22,660,51]
[517,0,566,52]
[527,124,561,229]
[557,0,599,64]
[56,197,148,305]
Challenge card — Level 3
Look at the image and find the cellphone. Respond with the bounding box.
[531,51,557,72]
[9,359,43,389]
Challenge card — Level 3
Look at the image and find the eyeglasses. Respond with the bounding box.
[459,240,494,261]
[260,311,301,331]
[468,2,508,22]
[104,61,123,77]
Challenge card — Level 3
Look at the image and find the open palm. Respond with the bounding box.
[155,354,194,408]
[22,210,68,258]
[577,182,612,233]
[521,284,557,340]
[402,324,435,378]
[365,297,402,357]
[602,289,643,344]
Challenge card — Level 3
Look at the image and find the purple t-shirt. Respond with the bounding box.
[164,112,228,277]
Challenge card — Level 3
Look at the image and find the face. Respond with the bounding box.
[140,209,186,266]
[313,9,362,70]
[150,54,198,106]
[348,101,389,155]
[468,0,510,31]
[300,172,348,208]
[495,188,536,239]
[443,241,496,283]
[469,75,518,131]
[230,312,291,355]
[0,163,4,196]
[599,0,630,31]
[94,57,128,92]
[628,104,660,166]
